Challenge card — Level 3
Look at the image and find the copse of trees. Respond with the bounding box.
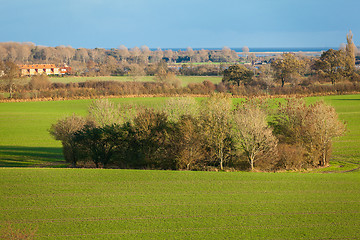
[50,96,345,171]
[270,98,346,169]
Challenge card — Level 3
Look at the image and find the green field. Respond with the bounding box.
[25,75,223,86]
[0,95,360,239]
[1,169,360,239]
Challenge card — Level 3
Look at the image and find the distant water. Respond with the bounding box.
[148,47,336,52]
[235,47,335,52]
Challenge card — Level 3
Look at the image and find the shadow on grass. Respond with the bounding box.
[0,146,67,167]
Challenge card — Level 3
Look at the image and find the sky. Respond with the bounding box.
[1,0,359,49]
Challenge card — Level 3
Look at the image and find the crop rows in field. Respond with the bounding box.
[1,169,359,239]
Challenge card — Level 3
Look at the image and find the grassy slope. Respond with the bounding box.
[1,169,359,239]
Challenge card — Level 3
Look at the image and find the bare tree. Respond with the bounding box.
[232,104,278,170]
[303,101,346,166]
[164,97,199,122]
[0,61,21,98]
[175,115,204,170]
[128,63,145,81]
[186,47,195,62]
[242,46,249,58]
[130,47,141,63]
[199,49,209,62]
[152,48,164,63]
[199,94,233,170]
[88,99,123,126]
[257,64,275,87]
[75,48,90,63]
[154,60,178,84]
[140,45,151,63]
[272,98,346,167]
[118,45,130,62]
[164,49,174,63]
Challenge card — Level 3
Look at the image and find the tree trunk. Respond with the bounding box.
[186,162,191,170]
[322,145,327,166]
[281,78,285,87]
[219,148,224,170]
[9,85,13,98]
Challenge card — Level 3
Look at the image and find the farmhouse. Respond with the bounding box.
[18,64,70,76]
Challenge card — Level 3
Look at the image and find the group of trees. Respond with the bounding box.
[50,96,345,171]
[223,49,358,89]
[222,31,359,88]
[0,43,239,76]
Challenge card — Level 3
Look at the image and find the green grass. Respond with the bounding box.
[0,95,359,170]
[0,95,360,239]
[25,75,223,86]
[1,169,359,239]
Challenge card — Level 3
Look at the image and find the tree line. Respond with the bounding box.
[1,32,359,100]
[2,74,360,101]
[50,96,345,171]
[0,42,238,75]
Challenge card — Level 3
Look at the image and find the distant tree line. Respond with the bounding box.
[1,32,360,100]
[1,73,360,101]
[0,42,239,76]
[50,96,345,171]
[0,43,239,64]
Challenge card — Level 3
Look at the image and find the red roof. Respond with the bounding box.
[19,64,57,69]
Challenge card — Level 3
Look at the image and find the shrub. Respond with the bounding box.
[129,108,176,169]
[49,114,91,167]
[29,74,51,90]
[74,124,126,168]
[276,144,306,170]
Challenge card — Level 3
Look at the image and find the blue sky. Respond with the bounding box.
[1,0,359,49]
